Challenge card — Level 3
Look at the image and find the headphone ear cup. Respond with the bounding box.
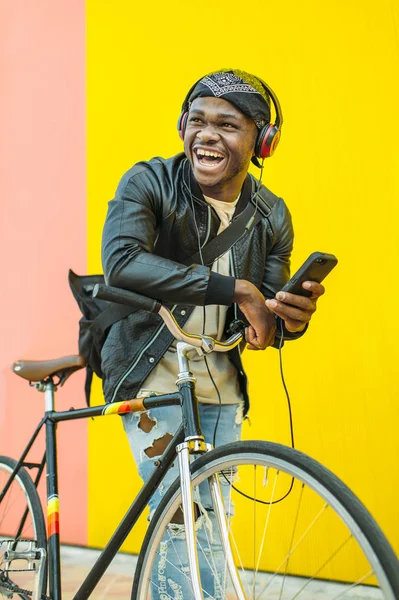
[255,124,281,158]
[177,111,189,140]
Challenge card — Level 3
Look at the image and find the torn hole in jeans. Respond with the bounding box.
[165,513,208,541]
[235,403,244,425]
[144,433,174,458]
[138,412,157,433]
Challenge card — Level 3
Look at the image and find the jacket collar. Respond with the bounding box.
[183,157,253,216]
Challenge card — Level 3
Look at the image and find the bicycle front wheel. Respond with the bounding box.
[0,456,46,599]
[132,440,399,600]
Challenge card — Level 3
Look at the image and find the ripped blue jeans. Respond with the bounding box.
[122,402,243,599]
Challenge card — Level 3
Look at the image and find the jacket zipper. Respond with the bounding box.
[230,246,239,321]
[230,246,250,416]
[110,305,177,403]
[201,206,211,248]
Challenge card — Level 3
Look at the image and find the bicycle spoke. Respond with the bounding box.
[258,501,329,597]
[0,458,46,600]
[149,544,217,600]
[255,467,278,576]
[159,527,195,594]
[196,477,235,600]
[151,513,230,600]
[252,465,257,600]
[223,468,235,595]
[0,481,14,530]
[147,577,183,600]
[228,521,252,594]
[165,525,190,576]
[150,544,194,599]
[278,483,304,600]
[330,570,375,600]
[196,537,228,600]
[290,535,353,599]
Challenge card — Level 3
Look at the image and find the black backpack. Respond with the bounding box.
[68,270,135,404]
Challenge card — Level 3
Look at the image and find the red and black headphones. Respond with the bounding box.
[177,74,283,161]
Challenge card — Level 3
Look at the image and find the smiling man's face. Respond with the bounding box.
[184,96,258,202]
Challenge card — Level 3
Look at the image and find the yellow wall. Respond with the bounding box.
[87,0,399,577]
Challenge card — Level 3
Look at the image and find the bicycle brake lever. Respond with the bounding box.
[201,336,216,354]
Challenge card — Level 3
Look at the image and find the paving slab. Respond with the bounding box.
[59,545,382,600]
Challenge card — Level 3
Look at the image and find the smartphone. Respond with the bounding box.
[281,252,338,297]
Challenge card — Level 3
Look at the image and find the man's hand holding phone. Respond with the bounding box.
[265,280,325,332]
[265,251,337,333]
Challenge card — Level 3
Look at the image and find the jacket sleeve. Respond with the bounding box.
[261,196,307,343]
[102,168,235,306]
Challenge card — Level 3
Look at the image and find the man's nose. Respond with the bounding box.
[196,123,220,143]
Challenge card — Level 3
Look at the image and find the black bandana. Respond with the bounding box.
[188,71,270,127]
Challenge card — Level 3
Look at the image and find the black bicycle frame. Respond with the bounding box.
[1,386,204,600]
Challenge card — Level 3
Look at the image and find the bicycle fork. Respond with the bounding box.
[175,340,246,600]
[176,444,246,600]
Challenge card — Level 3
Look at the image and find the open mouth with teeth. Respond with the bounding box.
[194,148,225,168]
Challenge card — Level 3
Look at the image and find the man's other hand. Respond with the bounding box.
[233,280,276,350]
[265,281,325,332]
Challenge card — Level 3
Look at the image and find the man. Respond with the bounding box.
[101,69,324,598]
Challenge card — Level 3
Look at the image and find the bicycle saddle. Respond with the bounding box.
[12,355,86,385]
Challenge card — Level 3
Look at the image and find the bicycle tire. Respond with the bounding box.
[0,456,47,599]
[132,440,399,600]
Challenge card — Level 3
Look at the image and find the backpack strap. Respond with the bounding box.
[84,366,94,407]
[89,303,136,342]
[183,199,262,267]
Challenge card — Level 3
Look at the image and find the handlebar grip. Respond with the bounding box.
[93,283,161,314]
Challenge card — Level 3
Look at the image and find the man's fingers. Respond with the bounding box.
[284,319,307,333]
[265,298,313,323]
[302,281,325,298]
[263,281,324,333]
[275,292,316,311]
[245,326,264,350]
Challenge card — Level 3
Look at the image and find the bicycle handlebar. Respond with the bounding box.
[92,283,243,354]
[93,283,161,314]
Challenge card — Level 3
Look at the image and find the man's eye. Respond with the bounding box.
[189,117,203,124]
[222,123,236,129]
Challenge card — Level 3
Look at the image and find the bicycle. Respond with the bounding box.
[1,282,398,600]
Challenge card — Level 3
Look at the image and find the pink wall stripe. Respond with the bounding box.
[0,1,87,544]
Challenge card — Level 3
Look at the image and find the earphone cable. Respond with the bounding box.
[188,170,205,266]
[188,159,295,503]
[245,158,264,231]
[187,169,223,446]
[203,160,267,454]
[278,317,295,449]
[220,319,295,505]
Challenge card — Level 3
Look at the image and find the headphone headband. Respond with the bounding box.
[180,73,283,130]
[257,77,283,129]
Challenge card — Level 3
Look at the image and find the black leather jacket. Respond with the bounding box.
[101,153,303,412]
